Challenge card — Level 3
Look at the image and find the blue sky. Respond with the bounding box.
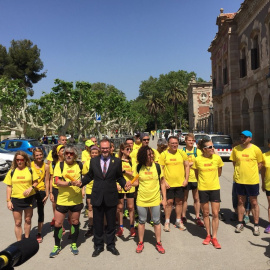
[1,0,243,100]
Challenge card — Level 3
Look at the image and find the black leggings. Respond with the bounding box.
[35,190,46,223]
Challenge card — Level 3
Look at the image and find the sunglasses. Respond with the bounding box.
[143,138,150,141]
[65,152,75,156]
[203,145,214,149]
[125,148,131,151]
[16,159,24,162]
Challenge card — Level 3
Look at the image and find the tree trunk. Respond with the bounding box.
[154,115,158,131]
[174,104,178,129]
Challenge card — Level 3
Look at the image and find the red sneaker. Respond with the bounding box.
[155,242,165,254]
[202,235,211,245]
[130,227,136,237]
[116,227,123,237]
[196,217,204,227]
[36,234,43,243]
[136,242,144,253]
[212,238,221,249]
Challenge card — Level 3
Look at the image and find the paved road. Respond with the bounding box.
[0,137,270,270]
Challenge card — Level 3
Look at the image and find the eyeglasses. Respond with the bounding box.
[65,152,75,156]
[16,159,24,162]
[143,138,150,141]
[203,145,214,149]
[101,147,110,150]
[125,148,131,151]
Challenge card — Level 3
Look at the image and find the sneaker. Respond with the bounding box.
[243,215,250,225]
[123,209,129,219]
[235,223,244,233]
[130,227,136,237]
[84,226,93,238]
[150,220,154,227]
[36,233,43,243]
[195,217,204,227]
[155,242,165,254]
[175,221,186,231]
[181,217,187,224]
[264,224,270,234]
[253,226,260,236]
[211,238,221,249]
[163,222,170,232]
[136,242,144,253]
[70,243,79,255]
[49,245,61,258]
[202,235,211,245]
[116,227,124,237]
[134,220,139,229]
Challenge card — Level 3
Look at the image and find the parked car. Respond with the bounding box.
[0,148,15,165]
[0,158,10,181]
[193,133,209,146]
[0,139,46,157]
[207,134,233,158]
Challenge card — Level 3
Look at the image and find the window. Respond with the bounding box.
[223,60,228,85]
[251,36,260,70]
[7,141,22,149]
[239,48,247,77]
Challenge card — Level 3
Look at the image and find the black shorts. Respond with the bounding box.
[11,195,35,212]
[235,183,259,197]
[184,182,198,191]
[56,203,84,214]
[166,187,185,200]
[52,187,59,203]
[86,194,91,200]
[266,190,270,196]
[118,192,135,199]
[35,190,46,204]
[199,190,221,204]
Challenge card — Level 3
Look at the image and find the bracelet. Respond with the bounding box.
[32,185,35,189]
[7,199,11,202]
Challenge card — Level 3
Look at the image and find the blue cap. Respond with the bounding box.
[241,130,252,138]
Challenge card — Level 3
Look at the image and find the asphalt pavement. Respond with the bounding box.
[0,137,270,270]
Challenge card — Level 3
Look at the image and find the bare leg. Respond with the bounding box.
[211,202,220,238]
[24,208,33,238]
[13,211,23,241]
[201,202,210,236]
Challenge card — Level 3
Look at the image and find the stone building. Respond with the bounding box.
[187,77,213,133]
[208,0,270,146]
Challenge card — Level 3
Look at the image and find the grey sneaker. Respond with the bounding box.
[175,221,186,231]
[243,215,250,224]
[235,223,244,233]
[163,222,170,232]
[70,243,79,255]
[253,226,260,236]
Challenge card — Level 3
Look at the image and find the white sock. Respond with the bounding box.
[166,219,170,223]
[176,219,181,223]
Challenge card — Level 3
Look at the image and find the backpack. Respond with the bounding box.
[183,147,197,157]
[11,167,33,179]
[59,161,83,180]
[137,163,161,181]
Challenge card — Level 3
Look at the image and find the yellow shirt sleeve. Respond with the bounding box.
[47,150,53,162]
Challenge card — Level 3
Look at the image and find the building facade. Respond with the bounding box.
[208,0,270,146]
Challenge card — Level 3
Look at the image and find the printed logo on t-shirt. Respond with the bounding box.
[67,170,75,173]
[242,154,249,157]
[145,172,153,175]
[17,176,25,179]
[204,163,212,167]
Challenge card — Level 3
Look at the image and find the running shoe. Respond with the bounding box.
[70,243,79,255]
[175,221,186,231]
[116,227,124,237]
[243,215,250,225]
[264,224,270,234]
[195,217,204,227]
[130,227,136,237]
[235,223,244,233]
[134,220,139,229]
[155,242,165,254]
[84,226,93,238]
[202,235,211,245]
[136,242,144,253]
[36,233,43,243]
[123,209,129,219]
[211,238,221,249]
[49,246,61,258]
[181,217,187,224]
[163,222,170,232]
[253,226,260,236]
[150,220,154,227]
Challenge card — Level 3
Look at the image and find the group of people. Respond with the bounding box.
[3,131,270,257]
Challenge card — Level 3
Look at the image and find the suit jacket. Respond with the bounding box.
[82,155,126,207]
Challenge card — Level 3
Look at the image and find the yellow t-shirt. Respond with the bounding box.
[82,160,93,195]
[159,149,188,187]
[118,160,135,193]
[136,164,163,207]
[133,143,142,151]
[193,154,224,190]
[263,151,270,191]
[50,161,59,189]
[31,161,46,191]
[53,162,83,206]
[183,147,202,183]
[81,150,91,164]
[230,144,263,185]
[4,167,39,199]
[47,150,53,162]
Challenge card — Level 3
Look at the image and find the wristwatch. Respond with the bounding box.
[68,182,72,186]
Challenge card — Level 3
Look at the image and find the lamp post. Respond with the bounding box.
[209,104,214,134]
[192,113,195,133]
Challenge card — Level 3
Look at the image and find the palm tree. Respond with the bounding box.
[146,94,165,130]
[165,81,186,129]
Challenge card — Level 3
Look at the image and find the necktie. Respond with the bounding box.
[103,159,107,177]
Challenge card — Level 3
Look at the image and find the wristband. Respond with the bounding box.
[32,185,35,189]
[7,199,11,202]
[68,182,72,186]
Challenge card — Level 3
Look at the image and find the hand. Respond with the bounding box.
[125,181,132,191]
[7,201,13,210]
[164,181,170,189]
[117,185,122,191]
[42,195,48,205]
[50,193,54,203]
[161,199,167,208]
[73,180,82,187]
[182,180,188,187]
[189,161,194,167]
[23,187,33,197]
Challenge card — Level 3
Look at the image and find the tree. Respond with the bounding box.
[165,81,186,129]
[0,39,46,88]
[146,94,165,130]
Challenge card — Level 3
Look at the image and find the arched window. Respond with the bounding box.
[239,47,247,77]
[251,35,260,70]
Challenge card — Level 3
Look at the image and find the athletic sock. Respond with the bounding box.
[166,219,170,223]
[130,224,134,228]
[54,226,63,246]
[176,219,181,223]
[120,225,124,228]
[71,223,80,243]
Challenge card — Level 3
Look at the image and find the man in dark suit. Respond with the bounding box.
[76,139,131,257]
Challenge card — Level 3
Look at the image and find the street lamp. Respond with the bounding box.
[266,67,270,88]
[209,104,214,133]
[192,113,195,133]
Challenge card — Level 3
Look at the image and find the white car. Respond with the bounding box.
[0,148,15,163]
[0,158,10,180]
